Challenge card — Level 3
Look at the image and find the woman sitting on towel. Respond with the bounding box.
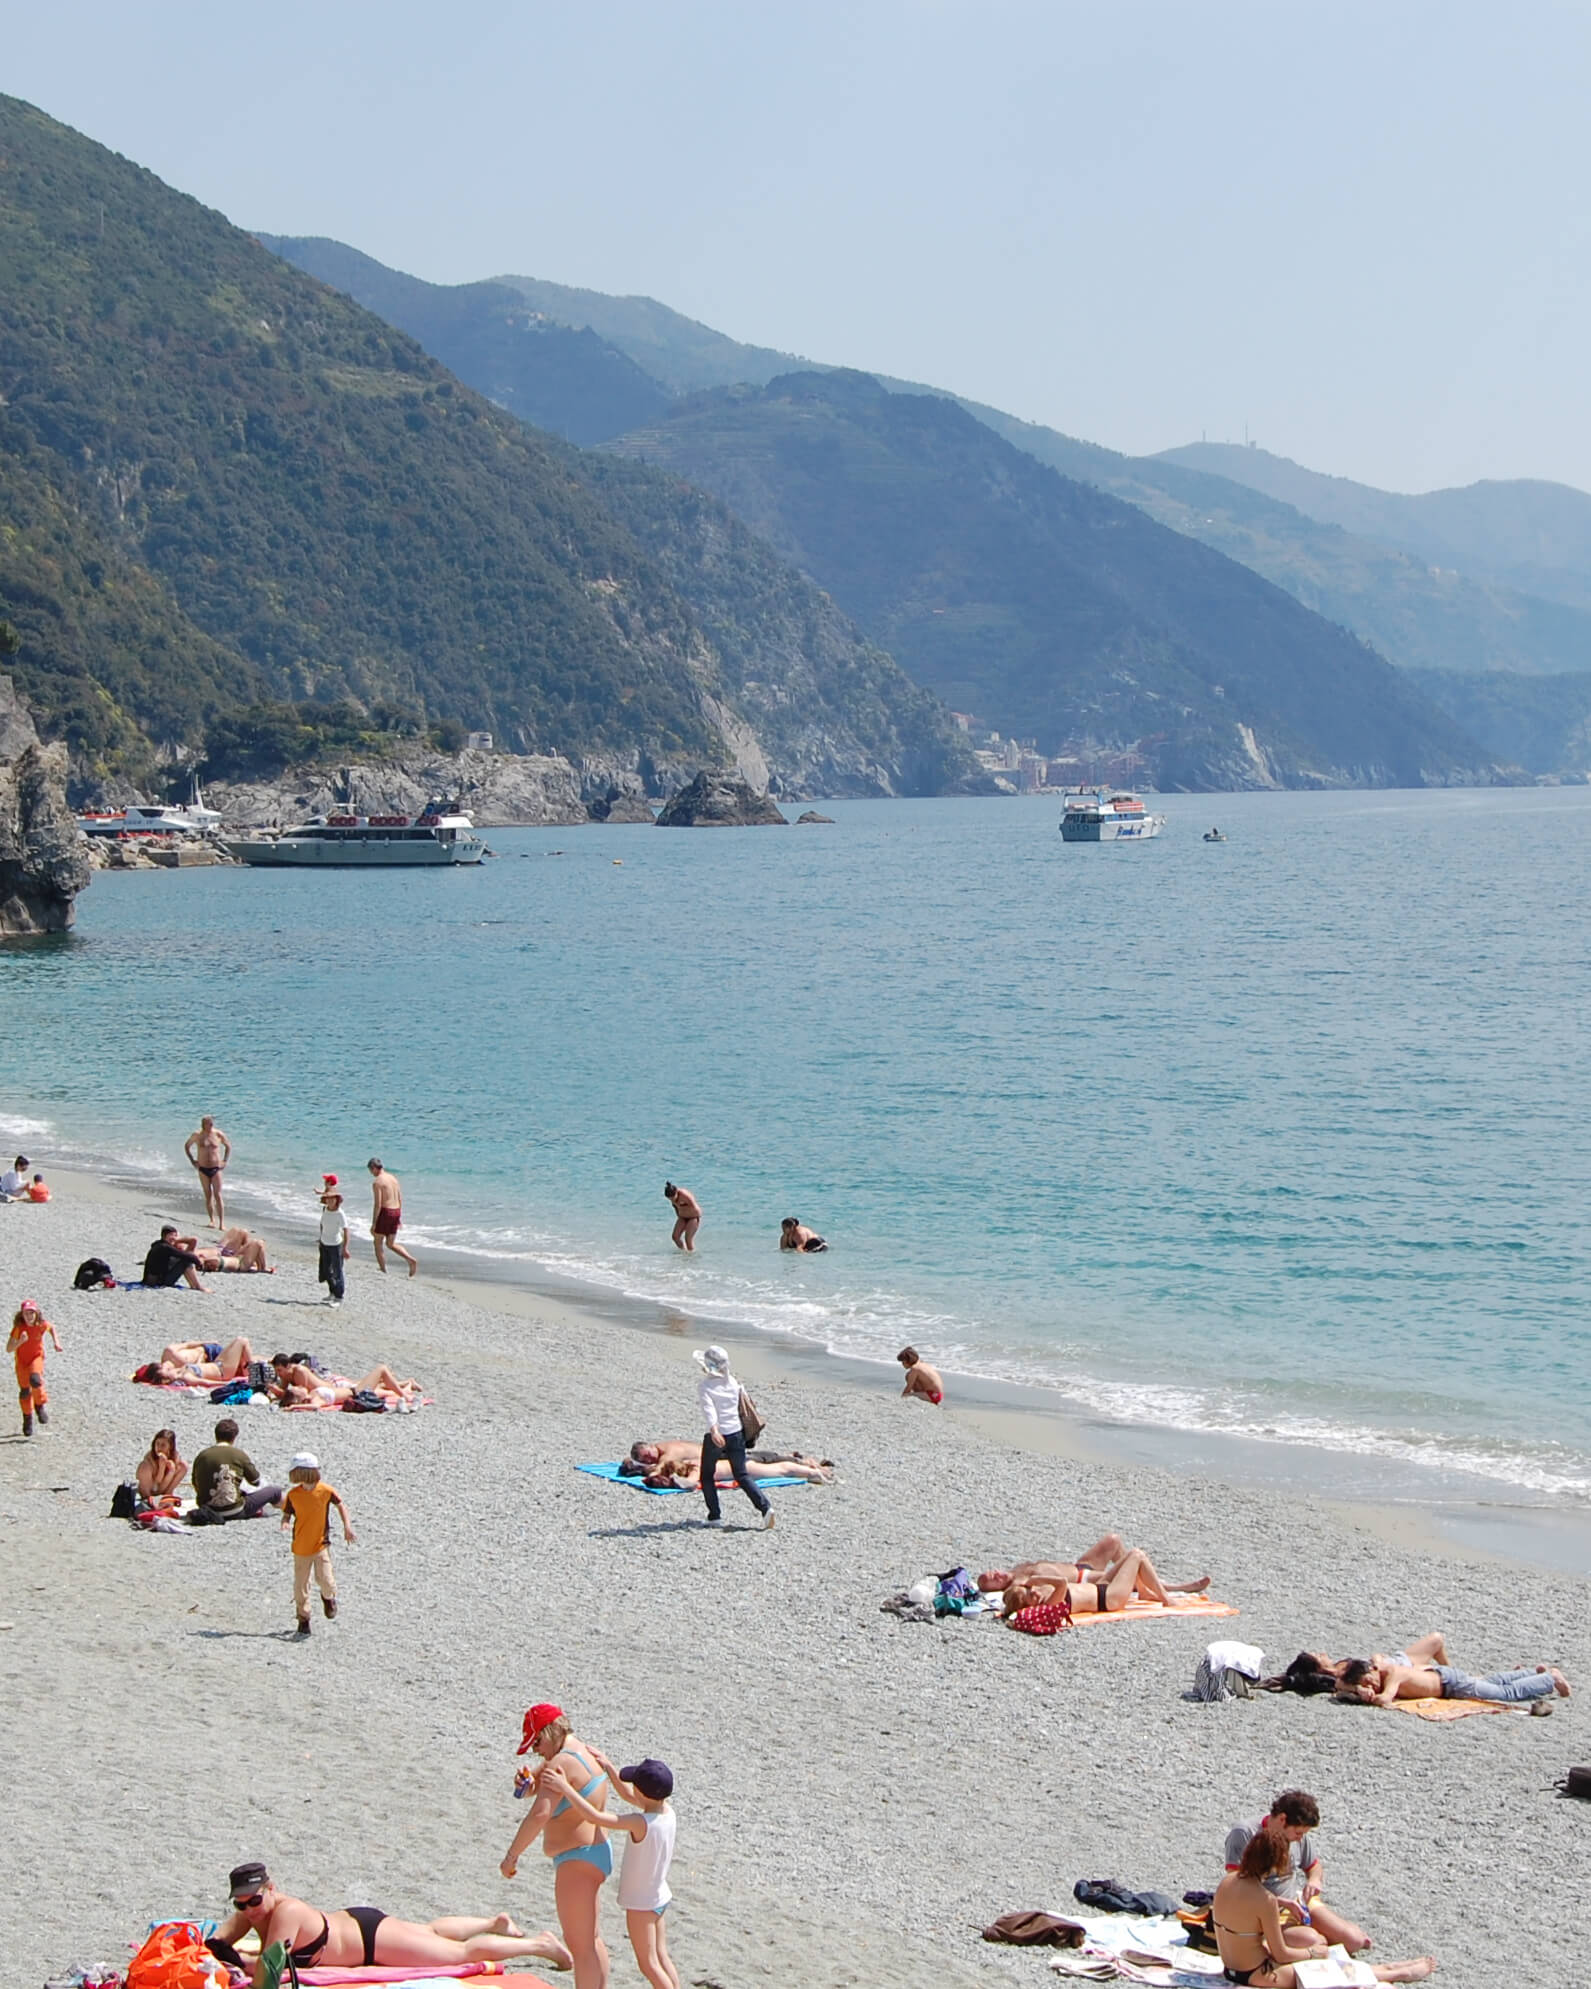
[1000,1546,1209,1618]
[650,1453,833,1489]
[136,1427,187,1502]
[1213,1826,1435,1986]
[213,1860,572,1982]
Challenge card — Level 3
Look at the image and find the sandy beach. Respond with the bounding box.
[1,1170,1585,1989]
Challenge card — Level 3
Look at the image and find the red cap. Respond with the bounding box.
[322,1173,338,1185]
[518,1703,564,1754]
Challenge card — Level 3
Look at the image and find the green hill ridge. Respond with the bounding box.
[608,371,1503,790]
[0,95,972,799]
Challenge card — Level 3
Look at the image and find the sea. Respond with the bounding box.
[5,788,1590,1553]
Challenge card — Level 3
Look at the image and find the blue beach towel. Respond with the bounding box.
[576,1460,810,1495]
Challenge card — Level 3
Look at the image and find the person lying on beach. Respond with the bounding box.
[624,1439,833,1477]
[648,1454,833,1489]
[1264,1633,1449,1696]
[271,1355,421,1409]
[897,1346,943,1404]
[142,1223,210,1291]
[977,1536,1139,1590]
[161,1337,255,1381]
[1000,1546,1211,1617]
[1213,1825,1435,1987]
[1336,1651,1571,1707]
[192,1227,274,1274]
[779,1217,828,1252]
[212,1860,572,1983]
[137,1428,187,1501]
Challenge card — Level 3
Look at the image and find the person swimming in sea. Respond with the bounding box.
[779,1217,828,1252]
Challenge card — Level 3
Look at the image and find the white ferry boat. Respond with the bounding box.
[76,800,224,838]
[1059,789,1167,842]
[224,801,486,867]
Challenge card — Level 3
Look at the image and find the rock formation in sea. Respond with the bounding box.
[0,677,92,936]
[796,810,836,823]
[655,770,789,826]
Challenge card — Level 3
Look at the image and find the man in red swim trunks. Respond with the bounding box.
[897,1346,944,1405]
[368,1157,418,1277]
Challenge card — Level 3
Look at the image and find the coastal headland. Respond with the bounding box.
[1,1168,1583,1988]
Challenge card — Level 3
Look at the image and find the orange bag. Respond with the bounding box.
[127,1920,215,1988]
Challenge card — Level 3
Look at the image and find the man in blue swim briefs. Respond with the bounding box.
[184,1116,232,1227]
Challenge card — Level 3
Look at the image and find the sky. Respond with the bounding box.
[8,0,1591,494]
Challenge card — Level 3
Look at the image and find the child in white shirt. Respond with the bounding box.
[543,1748,678,1989]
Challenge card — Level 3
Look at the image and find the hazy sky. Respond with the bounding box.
[9,1,1590,493]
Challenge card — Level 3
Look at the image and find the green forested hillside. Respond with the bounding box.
[257,236,672,444]
[0,96,968,797]
[611,372,1502,789]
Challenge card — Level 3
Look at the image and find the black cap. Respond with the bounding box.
[229,1861,270,1900]
[621,1757,673,1800]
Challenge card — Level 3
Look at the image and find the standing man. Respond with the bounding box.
[664,1180,702,1252]
[317,1177,350,1306]
[368,1157,418,1277]
[184,1116,232,1227]
[1223,1790,1370,1956]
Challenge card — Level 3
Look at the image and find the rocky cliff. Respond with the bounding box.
[0,676,91,935]
[655,771,788,826]
[205,748,590,827]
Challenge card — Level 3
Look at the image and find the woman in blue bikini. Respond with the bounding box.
[502,1703,613,1989]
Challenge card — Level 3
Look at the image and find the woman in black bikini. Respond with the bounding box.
[1000,1546,1209,1618]
[1212,1829,1435,1987]
[213,1861,572,1981]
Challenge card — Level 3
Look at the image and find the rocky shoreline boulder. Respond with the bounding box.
[0,677,91,936]
[655,770,788,827]
[796,810,835,824]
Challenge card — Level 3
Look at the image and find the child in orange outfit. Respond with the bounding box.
[9,1299,62,1436]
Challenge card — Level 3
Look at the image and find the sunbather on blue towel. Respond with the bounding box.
[623,1439,833,1481]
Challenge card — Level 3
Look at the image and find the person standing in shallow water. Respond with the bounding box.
[184,1115,231,1227]
[664,1181,701,1252]
[368,1157,418,1277]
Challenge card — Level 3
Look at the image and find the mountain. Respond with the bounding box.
[608,371,1506,790]
[255,235,672,445]
[1157,444,1591,614]
[0,96,972,799]
[1411,668,1591,776]
[488,275,810,395]
[271,245,1591,720]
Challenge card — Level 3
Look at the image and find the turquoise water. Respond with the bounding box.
[5,788,1590,1508]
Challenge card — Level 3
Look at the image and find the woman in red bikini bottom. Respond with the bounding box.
[212,1861,572,1978]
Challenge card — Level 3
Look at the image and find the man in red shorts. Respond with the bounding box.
[367,1157,418,1277]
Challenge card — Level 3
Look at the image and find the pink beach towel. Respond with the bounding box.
[1066,1596,1239,1628]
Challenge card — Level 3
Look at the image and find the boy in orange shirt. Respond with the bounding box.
[8,1299,62,1436]
[281,1451,355,1637]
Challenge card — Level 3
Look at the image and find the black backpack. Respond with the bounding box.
[109,1481,139,1520]
[74,1257,116,1290]
[342,1388,386,1413]
[1558,1767,1591,1799]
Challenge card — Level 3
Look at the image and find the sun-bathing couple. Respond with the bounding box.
[980,1539,1211,1617]
[213,1861,570,1984]
[1268,1632,1571,1705]
[624,1438,833,1484]
[1215,1817,1434,1987]
[269,1353,420,1409]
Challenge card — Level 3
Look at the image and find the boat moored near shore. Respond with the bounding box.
[224,800,487,867]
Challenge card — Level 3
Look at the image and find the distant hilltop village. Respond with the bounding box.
[949,713,1148,793]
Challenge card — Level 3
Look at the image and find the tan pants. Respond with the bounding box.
[293,1549,336,1616]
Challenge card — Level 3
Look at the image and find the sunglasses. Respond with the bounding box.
[233,1893,264,1911]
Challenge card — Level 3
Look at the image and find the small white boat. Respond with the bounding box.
[1203,828,1228,843]
[1059,790,1166,842]
[225,800,486,867]
[77,800,224,838]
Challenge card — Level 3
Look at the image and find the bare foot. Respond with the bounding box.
[530,1931,574,1970]
[408,1260,417,1277]
[1376,1960,1436,1984]
[1168,1574,1212,1594]
[488,1913,524,1936]
[1549,1667,1572,1697]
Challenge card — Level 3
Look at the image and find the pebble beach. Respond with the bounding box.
[1,1172,1584,1989]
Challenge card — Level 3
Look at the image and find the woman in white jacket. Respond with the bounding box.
[694,1345,774,1529]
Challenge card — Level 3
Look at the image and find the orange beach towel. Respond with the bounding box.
[1386,1695,1517,1722]
[1066,1596,1239,1628]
